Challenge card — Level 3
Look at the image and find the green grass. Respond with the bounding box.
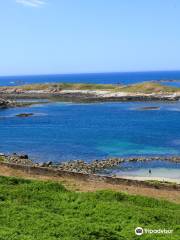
[119,82,180,93]
[0,156,5,162]
[1,81,180,95]
[12,83,122,91]
[0,176,179,240]
[2,81,180,94]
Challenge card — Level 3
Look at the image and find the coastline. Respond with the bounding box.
[1,81,180,103]
[1,153,180,177]
[1,81,180,190]
[119,175,180,184]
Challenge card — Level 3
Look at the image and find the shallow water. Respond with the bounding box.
[103,160,180,179]
[1,101,180,163]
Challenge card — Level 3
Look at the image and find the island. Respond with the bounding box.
[0,81,180,104]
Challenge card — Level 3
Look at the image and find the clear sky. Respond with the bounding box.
[0,0,180,75]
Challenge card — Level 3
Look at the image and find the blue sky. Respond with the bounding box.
[0,0,180,75]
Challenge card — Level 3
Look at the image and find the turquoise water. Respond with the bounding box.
[103,160,180,179]
[1,101,180,163]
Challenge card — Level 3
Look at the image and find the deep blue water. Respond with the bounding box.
[1,101,180,163]
[0,71,180,87]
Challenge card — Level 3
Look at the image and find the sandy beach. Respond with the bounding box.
[119,175,180,184]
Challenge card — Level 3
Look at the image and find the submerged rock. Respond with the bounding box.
[16,113,34,117]
[136,106,160,111]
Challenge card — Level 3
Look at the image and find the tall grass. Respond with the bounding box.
[0,176,179,239]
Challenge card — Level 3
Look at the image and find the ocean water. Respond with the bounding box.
[0,70,180,87]
[1,101,180,163]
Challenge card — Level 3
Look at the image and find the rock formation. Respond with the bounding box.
[0,98,13,108]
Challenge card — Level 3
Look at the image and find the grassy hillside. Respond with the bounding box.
[0,176,179,240]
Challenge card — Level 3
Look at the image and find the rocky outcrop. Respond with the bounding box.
[1,153,33,165]
[0,98,14,108]
[0,97,41,109]
[42,156,180,174]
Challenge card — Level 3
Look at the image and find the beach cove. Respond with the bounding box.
[0,81,180,184]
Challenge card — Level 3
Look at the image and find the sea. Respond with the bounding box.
[0,70,180,87]
[0,71,180,176]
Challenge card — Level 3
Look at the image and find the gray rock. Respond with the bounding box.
[0,98,13,108]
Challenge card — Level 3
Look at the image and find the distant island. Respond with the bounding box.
[1,81,180,106]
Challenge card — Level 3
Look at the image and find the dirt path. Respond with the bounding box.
[0,165,179,203]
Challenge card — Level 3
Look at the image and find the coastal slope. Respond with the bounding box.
[0,175,179,239]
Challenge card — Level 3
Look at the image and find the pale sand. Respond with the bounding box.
[119,175,180,184]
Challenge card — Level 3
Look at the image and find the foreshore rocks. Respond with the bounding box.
[1,88,180,102]
[56,159,123,174]
[1,154,180,174]
[0,96,43,109]
[56,156,180,174]
[0,97,29,108]
[0,98,14,108]
[0,153,33,165]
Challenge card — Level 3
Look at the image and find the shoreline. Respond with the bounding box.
[1,82,180,189]
[1,81,180,103]
[1,91,180,103]
[118,175,180,184]
[0,96,50,108]
[0,155,179,205]
[0,160,179,192]
[0,163,179,203]
[1,153,180,175]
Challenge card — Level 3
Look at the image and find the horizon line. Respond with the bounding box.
[1,69,180,78]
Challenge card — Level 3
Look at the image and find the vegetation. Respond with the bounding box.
[119,82,180,93]
[13,83,122,91]
[0,176,179,240]
[145,180,180,189]
[0,156,5,162]
[2,81,180,93]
